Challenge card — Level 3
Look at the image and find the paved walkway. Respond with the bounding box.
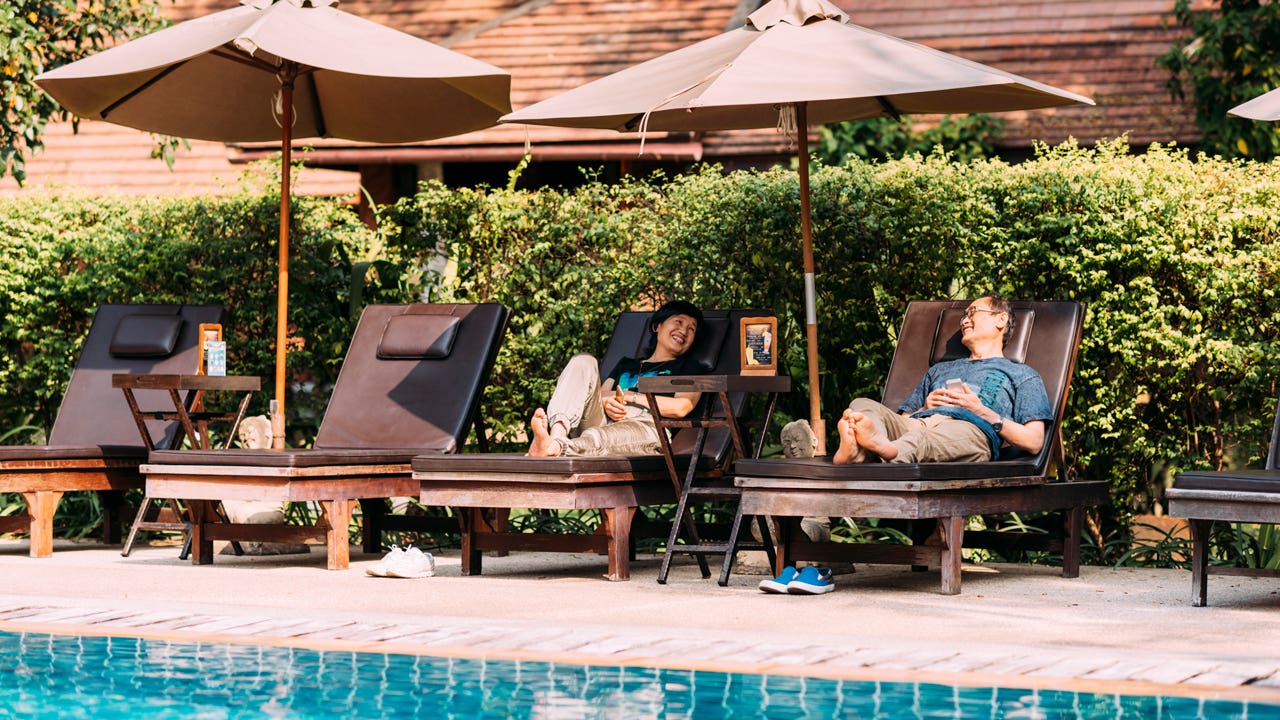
[2,540,1278,704]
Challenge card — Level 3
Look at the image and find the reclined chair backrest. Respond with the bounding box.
[49,304,228,450]
[314,303,510,453]
[599,308,773,463]
[880,300,1085,472]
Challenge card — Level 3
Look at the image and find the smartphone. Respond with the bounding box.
[945,378,965,392]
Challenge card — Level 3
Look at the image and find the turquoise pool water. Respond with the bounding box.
[0,631,1275,719]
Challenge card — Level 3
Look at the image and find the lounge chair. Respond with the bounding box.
[729,300,1109,594]
[1166,397,1280,606]
[412,308,772,581]
[0,304,226,557]
[140,303,510,570]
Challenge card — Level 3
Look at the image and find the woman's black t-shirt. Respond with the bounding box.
[606,354,705,395]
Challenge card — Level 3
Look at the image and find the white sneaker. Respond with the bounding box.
[366,547,404,577]
[385,547,436,579]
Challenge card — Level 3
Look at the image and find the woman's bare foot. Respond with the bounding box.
[832,409,866,464]
[852,412,898,461]
[526,408,563,457]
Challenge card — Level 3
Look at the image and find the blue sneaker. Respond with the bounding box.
[758,566,799,594]
[786,566,835,595]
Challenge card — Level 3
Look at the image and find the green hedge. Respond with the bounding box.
[382,140,1280,526]
[0,178,391,444]
[3,140,1279,535]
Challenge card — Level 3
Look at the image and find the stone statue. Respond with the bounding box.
[237,414,273,449]
[221,415,310,556]
[780,419,818,459]
[780,419,833,545]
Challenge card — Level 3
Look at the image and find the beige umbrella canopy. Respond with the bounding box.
[36,0,511,447]
[1230,88,1280,121]
[503,0,1093,451]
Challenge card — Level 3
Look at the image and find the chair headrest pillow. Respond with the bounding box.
[109,314,184,358]
[931,308,1035,365]
[377,314,461,359]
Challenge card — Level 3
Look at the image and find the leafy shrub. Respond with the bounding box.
[0,171,389,441]
[3,140,1279,553]
[384,140,1280,537]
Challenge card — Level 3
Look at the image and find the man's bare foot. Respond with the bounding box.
[852,412,898,461]
[832,409,866,464]
[526,408,562,457]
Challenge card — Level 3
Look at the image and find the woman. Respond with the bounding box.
[528,301,706,457]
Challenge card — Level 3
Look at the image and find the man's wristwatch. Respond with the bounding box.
[992,417,1005,433]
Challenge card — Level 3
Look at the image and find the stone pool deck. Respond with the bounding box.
[1,540,1278,703]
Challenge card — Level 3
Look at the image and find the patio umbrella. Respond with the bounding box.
[35,0,511,447]
[502,0,1092,452]
[1229,87,1280,120]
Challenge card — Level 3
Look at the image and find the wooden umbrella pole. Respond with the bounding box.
[272,72,294,450]
[796,102,825,455]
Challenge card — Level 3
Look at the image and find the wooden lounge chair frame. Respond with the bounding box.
[0,304,226,556]
[412,309,772,581]
[1167,397,1280,606]
[729,300,1109,594]
[139,303,510,570]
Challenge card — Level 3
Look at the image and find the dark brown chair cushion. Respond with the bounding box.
[411,452,710,475]
[148,447,429,468]
[735,456,1041,481]
[377,314,461,359]
[109,314,184,358]
[1173,469,1280,495]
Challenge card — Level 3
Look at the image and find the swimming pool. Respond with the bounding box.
[1,631,1275,719]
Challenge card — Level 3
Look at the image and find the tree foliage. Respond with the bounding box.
[1157,0,1280,159]
[1,0,169,183]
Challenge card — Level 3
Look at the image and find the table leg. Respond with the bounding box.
[657,422,713,584]
[938,516,965,595]
[318,499,353,570]
[603,507,635,582]
[169,389,202,449]
[188,500,215,565]
[459,507,484,576]
[119,388,155,451]
[23,491,63,558]
[224,391,255,449]
[1190,519,1211,607]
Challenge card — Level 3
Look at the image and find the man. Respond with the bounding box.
[833,295,1052,465]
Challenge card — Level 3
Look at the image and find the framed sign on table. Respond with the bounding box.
[739,317,777,376]
[196,323,223,375]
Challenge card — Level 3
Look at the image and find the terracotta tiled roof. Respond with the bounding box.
[0,118,357,198]
[831,0,1204,148]
[5,0,1205,198]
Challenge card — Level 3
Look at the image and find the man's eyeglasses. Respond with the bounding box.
[962,307,1005,320]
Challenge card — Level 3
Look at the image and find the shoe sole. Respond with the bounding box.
[385,570,434,579]
[757,580,791,594]
[786,582,834,595]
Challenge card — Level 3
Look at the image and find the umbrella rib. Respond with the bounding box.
[101,62,187,120]
[210,46,289,74]
[876,96,902,121]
